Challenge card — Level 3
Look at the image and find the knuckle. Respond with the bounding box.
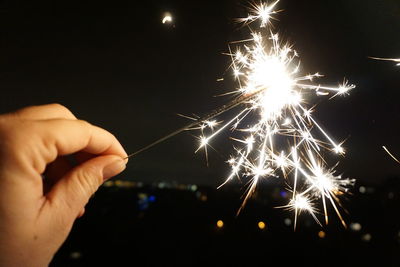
[77,120,93,136]
[0,119,38,166]
[48,103,68,112]
[5,103,75,120]
[77,119,92,128]
[108,132,118,142]
[78,120,92,127]
[0,119,30,147]
[0,119,54,172]
[49,103,65,109]
[0,115,9,135]
[6,106,31,120]
[48,103,75,118]
[74,165,102,196]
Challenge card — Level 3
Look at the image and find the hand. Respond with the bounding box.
[0,104,128,267]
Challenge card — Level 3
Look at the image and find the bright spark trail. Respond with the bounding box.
[382,146,400,164]
[370,57,400,66]
[128,0,355,229]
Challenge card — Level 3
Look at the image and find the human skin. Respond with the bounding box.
[0,104,128,266]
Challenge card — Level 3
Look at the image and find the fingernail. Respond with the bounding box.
[77,208,85,218]
[103,158,126,181]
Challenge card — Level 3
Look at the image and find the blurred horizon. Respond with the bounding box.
[51,174,400,266]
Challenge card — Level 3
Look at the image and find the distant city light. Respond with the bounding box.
[217,220,224,228]
[358,186,375,194]
[138,193,152,211]
[284,218,292,226]
[103,181,113,187]
[190,184,198,191]
[258,221,266,230]
[280,190,288,198]
[200,194,208,202]
[318,231,326,239]
[350,222,362,232]
[70,251,82,260]
[361,233,372,242]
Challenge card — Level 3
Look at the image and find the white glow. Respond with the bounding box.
[162,14,173,24]
[192,1,355,228]
[350,222,362,231]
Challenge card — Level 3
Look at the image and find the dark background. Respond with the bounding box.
[0,0,399,266]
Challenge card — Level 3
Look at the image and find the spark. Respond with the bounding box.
[199,136,209,148]
[370,57,400,66]
[237,0,280,28]
[279,194,320,230]
[382,146,400,164]
[194,1,355,228]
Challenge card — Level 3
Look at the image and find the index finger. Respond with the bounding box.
[34,119,128,165]
[10,103,77,121]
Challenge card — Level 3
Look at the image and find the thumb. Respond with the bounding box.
[47,155,126,217]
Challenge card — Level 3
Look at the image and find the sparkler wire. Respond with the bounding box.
[125,90,263,159]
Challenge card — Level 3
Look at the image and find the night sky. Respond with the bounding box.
[0,0,399,187]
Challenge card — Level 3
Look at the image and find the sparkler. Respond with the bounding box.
[197,0,355,228]
[128,0,355,228]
